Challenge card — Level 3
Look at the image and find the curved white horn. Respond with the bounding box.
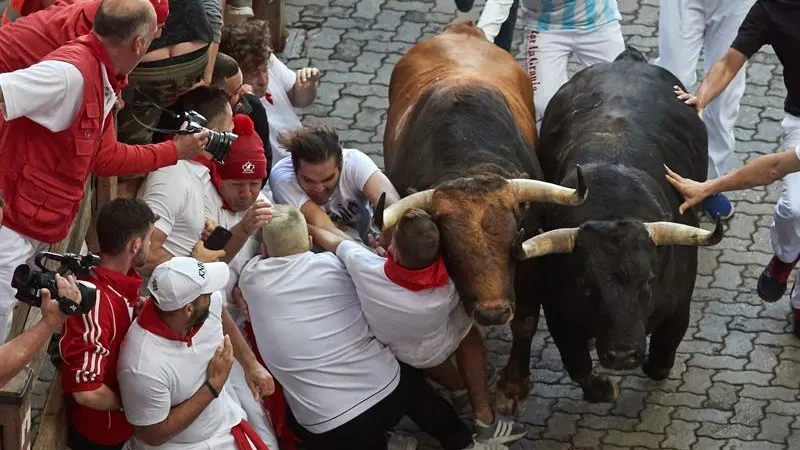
[517,227,580,260]
[645,218,723,247]
[510,165,588,206]
[378,189,435,230]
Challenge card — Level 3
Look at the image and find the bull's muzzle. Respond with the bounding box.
[473,304,514,326]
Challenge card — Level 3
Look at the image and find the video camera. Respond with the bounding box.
[175,110,238,163]
[11,252,100,316]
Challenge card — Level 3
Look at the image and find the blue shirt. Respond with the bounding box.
[520,0,621,31]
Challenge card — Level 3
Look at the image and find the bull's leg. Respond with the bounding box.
[546,313,619,403]
[643,301,690,381]
[496,308,537,418]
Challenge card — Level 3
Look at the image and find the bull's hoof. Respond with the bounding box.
[495,374,531,418]
[580,374,618,403]
[642,359,672,381]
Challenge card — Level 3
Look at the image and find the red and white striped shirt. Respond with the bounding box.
[58,266,143,446]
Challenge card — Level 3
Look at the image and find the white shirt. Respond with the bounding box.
[335,241,473,368]
[269,148,379,240]
[117,293,247,450]
[259,54,301,166]
[138,161,214,259]
[238,251,400,434]
[0,60,116,132]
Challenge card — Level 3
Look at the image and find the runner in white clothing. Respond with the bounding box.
[308,208,527,445]
[238,205,508,450]
[477,0,625,128]
[219,20,320,167]
[268,122,401,246]
[117,257,275,450]
[138,87,234,274]
[654,0,755,220]
[204,113,277,448]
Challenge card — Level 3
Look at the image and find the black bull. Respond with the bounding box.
[532,47,723,403]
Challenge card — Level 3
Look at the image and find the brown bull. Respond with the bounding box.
[374,20,586,416]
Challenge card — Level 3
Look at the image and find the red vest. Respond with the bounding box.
[0,36,112,244]
[0,0,96,73]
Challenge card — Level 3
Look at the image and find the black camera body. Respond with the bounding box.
[177,110,238,163]
[11,252,100,316]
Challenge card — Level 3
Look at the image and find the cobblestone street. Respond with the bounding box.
[24,0,800,449]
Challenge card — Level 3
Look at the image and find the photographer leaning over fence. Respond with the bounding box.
[0,0,212,342]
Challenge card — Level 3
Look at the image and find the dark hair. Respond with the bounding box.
[96,198,158,256]
[211,53,241,88]
[394,209,440,270]
[93,0,153,46]
[220,20,272,74]
[280,122,343,172]
[171,86,230,128]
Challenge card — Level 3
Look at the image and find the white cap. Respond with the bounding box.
[148,257,230,312]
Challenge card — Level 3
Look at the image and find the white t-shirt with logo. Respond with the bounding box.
[117,293,247,450]
[259,54,301,166]
[335,241,473,368]
[238,251,401,434]
[138,161,214,259]
[268,148,379,241]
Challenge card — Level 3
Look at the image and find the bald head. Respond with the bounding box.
[93,0,156,46]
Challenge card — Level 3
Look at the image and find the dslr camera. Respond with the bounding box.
[12,252,100,316]
[177,110,238,163]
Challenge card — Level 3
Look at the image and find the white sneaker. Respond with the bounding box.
[387,432,418,450]
[474,418,527,444]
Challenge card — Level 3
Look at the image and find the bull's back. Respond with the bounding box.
[384,21,535,171]
[538,60,708,185]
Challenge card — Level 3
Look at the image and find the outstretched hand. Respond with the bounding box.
[664,165,713,214]
[673,85,704,119]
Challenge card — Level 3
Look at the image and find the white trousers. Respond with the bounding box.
[525,20,626,129]
[654,0,754,179]
[0,226,48,342]
[228,359,280,449]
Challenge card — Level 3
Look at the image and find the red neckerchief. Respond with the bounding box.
[383,247,449,291]
[76,32,128,93]
[231,420,269,450]
[264,92,274,105]
[91,266,143,308]
[136,298,203,347]
[192,156,234,211]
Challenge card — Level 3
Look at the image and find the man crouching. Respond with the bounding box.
[309,208,527,446]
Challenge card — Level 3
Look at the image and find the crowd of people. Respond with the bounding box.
[0,0,797,449]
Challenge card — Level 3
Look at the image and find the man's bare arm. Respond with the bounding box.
[682,48,748,112]
[141,229,174,276]
[300,201,356,241]
[73,385,122,411]
[362,171,401,208]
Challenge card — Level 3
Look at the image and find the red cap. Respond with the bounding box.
[216,114,268,180]
[149,0,168,24]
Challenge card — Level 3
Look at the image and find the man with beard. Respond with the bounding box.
[268,122,400,247]
[58,198,157,450]
[118,256,275,449]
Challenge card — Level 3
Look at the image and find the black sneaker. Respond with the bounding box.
[454,0,474,12]
[757,255,799,302]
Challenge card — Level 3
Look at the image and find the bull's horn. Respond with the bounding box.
[376,189,435,230]
[645,217,724,247]
[517,227,580,259]
[511,165,587,206]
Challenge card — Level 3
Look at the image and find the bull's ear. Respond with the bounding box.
[373,192,387,230]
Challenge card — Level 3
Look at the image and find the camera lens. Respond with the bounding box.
[205,130,238,162]
[11,264,33,289]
